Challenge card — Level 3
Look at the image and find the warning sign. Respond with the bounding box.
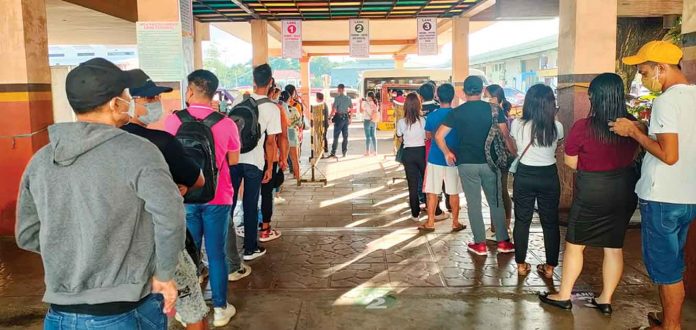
[282,20,302,59]
[417,17,438,56]
[349,19,369,58]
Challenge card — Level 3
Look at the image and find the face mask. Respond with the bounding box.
[140,101,164,125]
[112,97,133,126]
[642,67,663,93]
[482,96,491,103]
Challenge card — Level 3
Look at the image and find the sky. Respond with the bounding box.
[205,18,559,66]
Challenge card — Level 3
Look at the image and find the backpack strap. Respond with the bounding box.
[201,111,225,128]
[175,109,196,123]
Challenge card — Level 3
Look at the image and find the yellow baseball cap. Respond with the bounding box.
[622,40,683,65]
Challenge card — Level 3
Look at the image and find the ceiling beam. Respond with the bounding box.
[302,39,416,47]
[617,0,683,17]
[462,0,496,18]
[230,0,260,19]
[62,0,137,22]
[395,19,452,55]
[267,21,282,42]
[307,51,406,57]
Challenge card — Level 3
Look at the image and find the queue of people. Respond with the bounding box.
[13,39,696,330]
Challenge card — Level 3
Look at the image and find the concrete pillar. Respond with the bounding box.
[452,17,470,105]
[393,54,407,70]
[556,0,617,209]
[681,0,696,300]
[251,19,269,67]
[194,21,210,70]
[299,56,311,116]
[137,0,189,129]
[0,0,52,235]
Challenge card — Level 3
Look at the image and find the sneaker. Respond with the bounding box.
[260,228,282,242]
[434,212,449,221]
[485,227,496,242]
[243,247,267,261]
[467,242,488,256]
[235,225,245,238]
[274,196,287,205]
[497,240,515,254]
[410,216,421,222]
[213,303,237,327]
[228,264,252,282]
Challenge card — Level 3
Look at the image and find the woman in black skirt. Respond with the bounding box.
[539,73,639,315]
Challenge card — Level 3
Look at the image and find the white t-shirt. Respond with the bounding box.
[636,84,696,204]
[397,117,426,148]
[231,93,282,170]
[510,119,564,166]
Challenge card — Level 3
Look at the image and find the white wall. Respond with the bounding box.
[50,66,76,123]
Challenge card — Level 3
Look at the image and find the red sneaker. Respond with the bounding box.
[467,242,488,256]
[497,240,515,253]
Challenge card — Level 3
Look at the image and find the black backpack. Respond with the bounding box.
[228,96,272,154]
[174,109,224,204]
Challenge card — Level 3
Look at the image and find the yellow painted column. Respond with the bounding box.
[556,0,617,209]
[680,0,696,300]
[299,56,311,116]
[194,21,210,70]
[251,19,269,68]
[393,54,407,70]
[452,17,470,105]
[0,0,52,235]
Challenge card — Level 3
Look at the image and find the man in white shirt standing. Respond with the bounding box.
[612,40,696,330]
[229,64,282,263]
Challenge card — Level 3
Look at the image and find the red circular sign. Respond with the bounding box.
[287,24,297,34]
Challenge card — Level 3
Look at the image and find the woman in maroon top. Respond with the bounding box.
[540,73,639,315]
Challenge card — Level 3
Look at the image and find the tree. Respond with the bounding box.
[616,18,670,94]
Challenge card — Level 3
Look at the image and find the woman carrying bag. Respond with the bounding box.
[396,93,427,221]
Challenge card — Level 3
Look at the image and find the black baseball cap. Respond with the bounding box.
[130,69,173,98]
[463,76,483,95]
[65,58,144,110]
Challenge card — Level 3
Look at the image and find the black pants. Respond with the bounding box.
[260,162,278,224]
[331,116,349,155]
[323,125,329,152]
[512,163,560,266]
[403,146,426,218]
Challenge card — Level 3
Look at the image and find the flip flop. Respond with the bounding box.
[451,224,466,233]
[537,264,554,279]
[417,225,435,232]
[648,311,663,326]
[517,263,531,276]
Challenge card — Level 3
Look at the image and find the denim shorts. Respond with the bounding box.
[639,199,696,285]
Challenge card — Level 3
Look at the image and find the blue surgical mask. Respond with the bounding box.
[139,101,164,125]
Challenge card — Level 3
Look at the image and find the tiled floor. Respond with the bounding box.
[1,124,694,329]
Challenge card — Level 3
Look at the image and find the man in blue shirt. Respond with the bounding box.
[329,83,355,157]
[420,83,464,231]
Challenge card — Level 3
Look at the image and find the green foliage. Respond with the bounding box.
[203,44,253,88]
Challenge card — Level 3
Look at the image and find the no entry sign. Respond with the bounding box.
[417,17,438,56]
[349,19,369,58]
[282,20,302,59]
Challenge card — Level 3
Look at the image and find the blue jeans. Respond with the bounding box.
[44,294,166,329]
[363,120,376,153]
[185,204,231,308]
[331,116,349,155]
[230,164,263,254]
[640,199,696,284]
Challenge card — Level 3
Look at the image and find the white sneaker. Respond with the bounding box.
[485,227,496,241]
[235,225,245,238]
[410,216,421,222]
[228,264,252,282]
[213,304,237,327]
[259,228,282,242]
[243,247,267,261]
[434,212,449,221]
[274,196,287,205]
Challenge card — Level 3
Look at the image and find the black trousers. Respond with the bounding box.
[331,116,349,155]
[260,162,279,224]
[512,163,561,266]
[403,146,426,218]
[323,125,329,152]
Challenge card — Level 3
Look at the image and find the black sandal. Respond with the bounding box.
[585,298,612,315]
[451,224,466,233]
[417,225,435,232]
[648,311,663,326]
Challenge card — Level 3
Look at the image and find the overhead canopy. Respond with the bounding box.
[193,0,486,22]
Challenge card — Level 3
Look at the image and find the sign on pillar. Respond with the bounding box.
[417,17,438,56]
[137,22,186,82]
[282,20,302,59]
[349,19,370,58]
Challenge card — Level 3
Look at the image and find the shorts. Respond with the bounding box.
[639,199,696,285]
[423,163,463,195]
[288,128,299,147]
[175,251,209,323]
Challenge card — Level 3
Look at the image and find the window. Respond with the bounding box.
[107,51,135,56]
[77,52,95,57]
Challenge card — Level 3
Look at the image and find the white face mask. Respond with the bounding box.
[140,101,164,125]
[116,97,136,117]
[482,96,491,103]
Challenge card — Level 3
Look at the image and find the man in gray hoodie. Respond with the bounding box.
[15,58,184,329]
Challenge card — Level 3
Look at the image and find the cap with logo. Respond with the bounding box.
[622,40,683,66]
[65,58,145,110]
[129,69,174,98]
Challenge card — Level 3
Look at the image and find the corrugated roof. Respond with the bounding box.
[194,0,484,22]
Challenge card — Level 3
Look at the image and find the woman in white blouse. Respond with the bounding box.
[396,93,427,221]
[361,92,380,156]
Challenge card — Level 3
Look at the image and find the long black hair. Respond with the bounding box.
[486,84,512,115]
[521,84,558,147]
[403,92,422,126]
[588,73,630,145]
[367,91,377,104]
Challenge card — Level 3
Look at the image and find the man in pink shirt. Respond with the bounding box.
[164,70,240,327]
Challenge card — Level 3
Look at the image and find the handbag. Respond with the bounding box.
[395,142,405,164]
[509,140,533,174]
